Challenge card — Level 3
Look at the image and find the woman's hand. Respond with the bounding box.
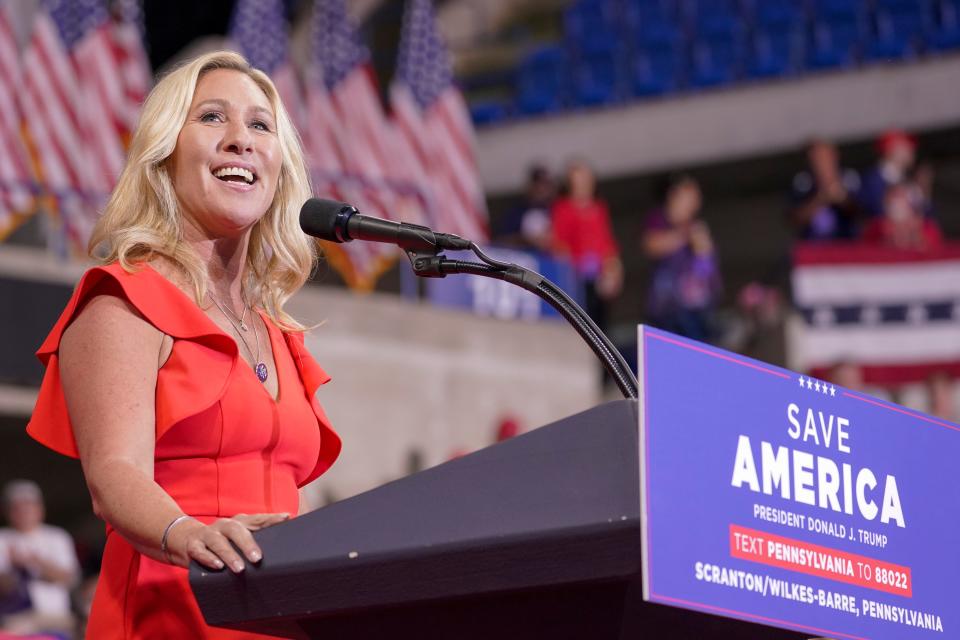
[597,258,624,300]
[165,512,290,572]
[689,221,714,257]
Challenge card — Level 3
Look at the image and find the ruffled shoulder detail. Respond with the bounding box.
[27,263,238,458]
[283,330,341,485]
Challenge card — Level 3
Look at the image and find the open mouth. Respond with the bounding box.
[212,166,257,185]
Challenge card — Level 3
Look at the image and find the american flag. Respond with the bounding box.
[0,2,37,237]
[21,0,129,248]
[228,0,309,152]
[789,242,960,385]
[305,0,420,289]
[390,0,488,242]
[110,0,151,139]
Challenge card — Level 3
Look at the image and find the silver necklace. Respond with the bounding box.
[216,294,249,331]
[208,292,268,383]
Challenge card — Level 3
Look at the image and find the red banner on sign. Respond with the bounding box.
[729,524,912,597]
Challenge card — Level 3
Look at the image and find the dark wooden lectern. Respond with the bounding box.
[192,400,806,639]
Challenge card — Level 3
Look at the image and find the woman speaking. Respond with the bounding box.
[26,51,340,638]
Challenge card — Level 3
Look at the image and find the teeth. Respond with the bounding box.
[213,166,254,184]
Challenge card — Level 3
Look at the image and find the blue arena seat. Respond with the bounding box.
[749,0,806,30]
[469,100,509,126]
[747,27,804,78]
[866,1,931,60]
[623,0,680,25]
[515,45,567,115]
[572,40,622,106]
[623,0,685,96]
[807,13,865,69]
[624,0,683,50]
[742,0,806,77]
[811,0,864,21]
[630,45,684,96]
[564,0,619,51]
[930,0,960,50]
[688,0,744,39]
[686,0,746,87]
[689,36,743,87]
[630,16,684,50]
[875,0,929,10]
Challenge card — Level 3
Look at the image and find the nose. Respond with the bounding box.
[221,118,253,155]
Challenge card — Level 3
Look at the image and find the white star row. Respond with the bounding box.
[798,375,836,396]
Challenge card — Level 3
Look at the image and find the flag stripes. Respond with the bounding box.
[0,4,35,236]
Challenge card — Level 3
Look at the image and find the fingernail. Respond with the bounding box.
[232,561,244,572]
[214,560,224,569]
[250,550,261,562]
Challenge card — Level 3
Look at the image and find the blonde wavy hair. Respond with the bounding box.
[89,50,315,330]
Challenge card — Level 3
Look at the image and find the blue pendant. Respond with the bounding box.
[255,362,268,383]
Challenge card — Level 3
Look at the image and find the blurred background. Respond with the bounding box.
[0,0,958,636]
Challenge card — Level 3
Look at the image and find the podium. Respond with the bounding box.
[192,401,806,639]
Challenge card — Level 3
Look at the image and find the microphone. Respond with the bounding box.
[299,198,472,252]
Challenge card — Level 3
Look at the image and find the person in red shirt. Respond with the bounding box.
[551,160,623,330]
[863,181,942,251]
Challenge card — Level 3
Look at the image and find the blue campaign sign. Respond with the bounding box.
[638,326,959,639]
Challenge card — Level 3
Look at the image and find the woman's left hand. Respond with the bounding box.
[165,512,290,572]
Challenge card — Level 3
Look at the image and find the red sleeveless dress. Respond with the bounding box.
[26,263,341,639]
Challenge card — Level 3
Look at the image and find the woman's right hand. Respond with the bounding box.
[689,221,714,256]
[165,512,290,572]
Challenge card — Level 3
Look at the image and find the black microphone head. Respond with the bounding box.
[299,198,357,243]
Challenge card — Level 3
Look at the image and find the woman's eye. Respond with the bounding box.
[199,111,223,123]
[250,120,271,132]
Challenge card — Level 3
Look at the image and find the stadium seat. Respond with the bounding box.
[747,27,804,78]
[748,0,806,30]
[688,0,744,40]
[811,0,863,21]
[469,100,509,126]
[630,45,684,96]
[874,0,930,10]
[564,0,619,52]
[685,0,745,88]
[742,0,805,78]
[515,46,567,115]
[807,13,865,69]
[623,0,685,96]
[629,16,683,51]
[572,40,622,106]
[624,0,683,50]
[866,1,931,60]
[689,37,743,87]
[930,0,960,50]
[623,0,679,25]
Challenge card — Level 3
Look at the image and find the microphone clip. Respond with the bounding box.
[403,232,471,278]
[405,249,448,278]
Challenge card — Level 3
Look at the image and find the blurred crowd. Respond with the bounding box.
[0,481,93,640]
[493,158,719,343]
[490,127,956,421]
[789,130,939,249]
